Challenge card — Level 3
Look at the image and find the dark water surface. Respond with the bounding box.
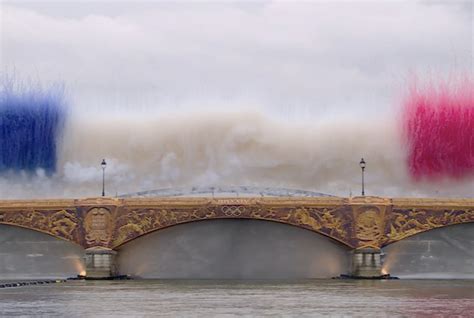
[1,279,473,317]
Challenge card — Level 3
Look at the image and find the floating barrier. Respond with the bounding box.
[67,274,131,281]
[333,274,399,280]
[0,279,66,289]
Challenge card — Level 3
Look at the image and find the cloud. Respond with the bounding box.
[1,1,471,117]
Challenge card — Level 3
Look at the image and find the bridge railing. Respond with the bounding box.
[118,186,335,198]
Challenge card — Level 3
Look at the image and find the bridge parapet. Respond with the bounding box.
[0,196,473,250]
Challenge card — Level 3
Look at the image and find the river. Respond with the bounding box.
[1,279,473,317]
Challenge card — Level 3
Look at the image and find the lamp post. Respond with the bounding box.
[359,158,366,196]
[101,159,107,197]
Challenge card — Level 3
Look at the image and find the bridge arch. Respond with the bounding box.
[116,218,351,279]
[0,221,82,248]
[0,205,83,248]
[383,205,474,248]
[383,219,474,248]
[0,224,85,279]
[382,222,474,278]
[112,216,354,250]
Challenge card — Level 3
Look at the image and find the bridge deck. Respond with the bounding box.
[0,196,473,250]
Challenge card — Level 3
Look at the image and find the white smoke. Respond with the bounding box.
[0,109,472,199]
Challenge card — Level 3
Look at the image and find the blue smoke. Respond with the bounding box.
[0,79,67,174]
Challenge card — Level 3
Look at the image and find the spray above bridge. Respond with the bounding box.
[119,186,335,198]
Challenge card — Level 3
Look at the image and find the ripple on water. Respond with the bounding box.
[0,279,473,317]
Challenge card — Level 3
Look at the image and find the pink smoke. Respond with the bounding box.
[402,78,474,181]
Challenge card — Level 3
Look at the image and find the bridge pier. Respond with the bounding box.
[351,248,383,278]
[84,247,118,279]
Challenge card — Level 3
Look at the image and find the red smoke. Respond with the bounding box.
[402,78,474,181]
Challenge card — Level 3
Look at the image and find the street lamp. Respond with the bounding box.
[101,159,107,197]
[359,158,366,196]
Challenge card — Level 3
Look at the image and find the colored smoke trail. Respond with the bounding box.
[0,108,473,199]
[402,79,474,181]
[0,79,67,174]
[2,108,420,198]
[0,75,473,199]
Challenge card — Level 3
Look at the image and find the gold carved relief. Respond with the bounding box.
[354,206,384,247]
[112,204,354,248]
[113,208,194,247]
[385,208,474,245]
[293,207,349,241]
[84,207,112,246]
[0,197,472,249]
[0,209,78,242]
[294,208,323,230]
[49,210,79,241]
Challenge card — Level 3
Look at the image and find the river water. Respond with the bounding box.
[1,279,473,317]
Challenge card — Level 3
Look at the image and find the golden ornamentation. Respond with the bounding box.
[293,207,350,241]
[354,207,384,247]
[0,208,79,243]
[384,207,474,245]
[112,203,353,248]
[0,197,472,249]
[84,207,113,246]
[50,210,79,240]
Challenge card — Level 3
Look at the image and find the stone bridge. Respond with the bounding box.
[0,196,473,278]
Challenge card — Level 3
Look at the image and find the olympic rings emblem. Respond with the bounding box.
[221,205,245,216]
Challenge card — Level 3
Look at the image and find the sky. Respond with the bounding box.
[0,0,473,198]
[1,0,472,118]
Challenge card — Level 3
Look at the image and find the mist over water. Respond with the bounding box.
[2,218,473,280]
[117,219,350,279]
[383,223,474,279]
[0,225,84,280]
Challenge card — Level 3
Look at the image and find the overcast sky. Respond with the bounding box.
[1,0,472,120]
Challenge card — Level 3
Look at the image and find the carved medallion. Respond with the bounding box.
[355,207,384,246]
[84,207,112,246]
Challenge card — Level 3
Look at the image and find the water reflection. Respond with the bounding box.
[0,279,473,317]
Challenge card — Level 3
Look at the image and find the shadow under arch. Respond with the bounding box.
[112,216,354,250]
[382,222,474,279]
[0,221,82,248]
[116,218,352,279]
[0,223,85,279]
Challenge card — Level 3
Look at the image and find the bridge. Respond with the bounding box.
[0,195,473,278]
